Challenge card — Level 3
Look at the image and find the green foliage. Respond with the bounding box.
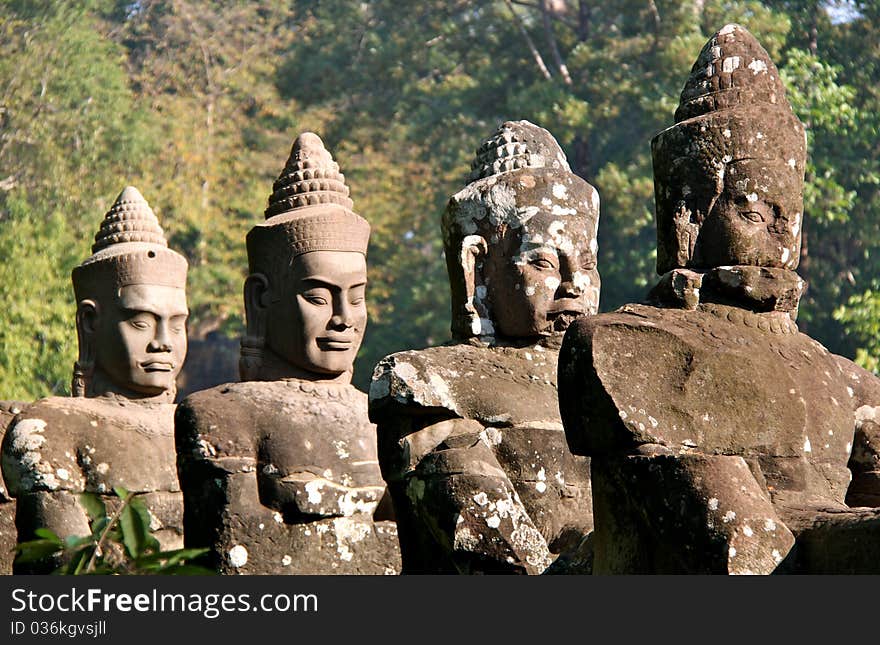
[1,0,880,393]
[14,487,211,575]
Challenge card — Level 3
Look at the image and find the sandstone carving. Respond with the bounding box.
[558,24,880,574]
[1,187,189,573]
[0,401,25,573]
[175,132,400,574]
[370,120,599,573]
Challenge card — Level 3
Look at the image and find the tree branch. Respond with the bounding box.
[504,0,553,81]
[541,0,572,85]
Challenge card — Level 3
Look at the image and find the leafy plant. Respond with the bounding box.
[14,487,212,575]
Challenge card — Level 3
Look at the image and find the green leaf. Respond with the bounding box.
[34,528,63,545]
[14,539,63,564]
[118,495,150,559]
[79,493,106,522]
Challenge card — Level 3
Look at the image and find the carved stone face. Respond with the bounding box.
[695,158,802,269]
[265,250,367,376]
[483,211,599,337]
[94,284,189,397]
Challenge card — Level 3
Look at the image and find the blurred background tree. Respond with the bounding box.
[0,0,877,398]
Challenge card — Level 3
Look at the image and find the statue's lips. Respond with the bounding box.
[317,337,354,350]
[141,360,175,372]
[546,306,585,332]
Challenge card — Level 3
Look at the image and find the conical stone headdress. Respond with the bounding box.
[72,186,188,303]
[247,132,370,279]
[652,24,807,274]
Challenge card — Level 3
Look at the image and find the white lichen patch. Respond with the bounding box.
[748,58,768,74]
[305,479,324,505]
[552,183,568,199]
[804,437,812,453]
[473,491,489,507]
[708,497,719,511]
[742,525,753,537]
[11,418,47,453]
[764,518,777,532]
[722,510,736,523]
[273,511,284,524]
[544,276,560,291]
[722,56,741,72]
[56,468,70,481]
[480,427,503,446]
[281,555,292,566]
[486,515,501,528]
[228,545,248,568]
[332,440,350,460]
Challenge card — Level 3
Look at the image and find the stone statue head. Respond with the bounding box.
[71,186,189,401]
[241,132,370,382]
[652,23,807,275]
[442,120,600,341]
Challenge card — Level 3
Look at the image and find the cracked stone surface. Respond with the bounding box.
[176,380,401,574]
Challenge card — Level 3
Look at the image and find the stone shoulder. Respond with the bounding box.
[3,397,177,496]
[370,343,560,421]
[176,380,372,463]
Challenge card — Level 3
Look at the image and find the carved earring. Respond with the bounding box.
[73,300,99,397]
[457,235,488,338]
[240,273,270,381]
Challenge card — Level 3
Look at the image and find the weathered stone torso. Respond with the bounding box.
[1,396,182,572]
[565,303,854,508]
[175,380,400,574]
[370,340,592,574]
[560,300,880,573]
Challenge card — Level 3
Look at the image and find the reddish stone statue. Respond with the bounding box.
[1,187,189,573]
[559,24,880,574]
[370,121,599,573]
[175,133,400,574]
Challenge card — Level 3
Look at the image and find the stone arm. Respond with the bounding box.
[558,314,794,573]
[1,415,91,574]
[373,402,552,574]
[835,355,880,507]
[173,397,277,564]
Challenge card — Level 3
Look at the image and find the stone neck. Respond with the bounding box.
[647,266,804,319]
[248,347,353,384]
[86,368,176,403]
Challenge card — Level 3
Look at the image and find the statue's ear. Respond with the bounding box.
[241,273,270,381]
[73,300,99,396]
[461,234,487,300]
[450,235,488,338]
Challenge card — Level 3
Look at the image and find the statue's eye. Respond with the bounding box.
[740,210,765,223]
[130,319,151,330]
[305,296,328,306]
[530,257,556,270]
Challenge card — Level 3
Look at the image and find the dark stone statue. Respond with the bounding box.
[1,187,189,573]
[370,121,600,573]
[558,24,880,574]
[0,401,25,573]
[175,133,400,574]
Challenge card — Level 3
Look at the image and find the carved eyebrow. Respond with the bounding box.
[121,306,190,319]
[299,276,367,289]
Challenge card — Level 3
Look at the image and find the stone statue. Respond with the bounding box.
[0,401,25,573]
[175,132,400,574]
[369,120,600,574]
[558,24,880,574]
[1,187,189,573]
